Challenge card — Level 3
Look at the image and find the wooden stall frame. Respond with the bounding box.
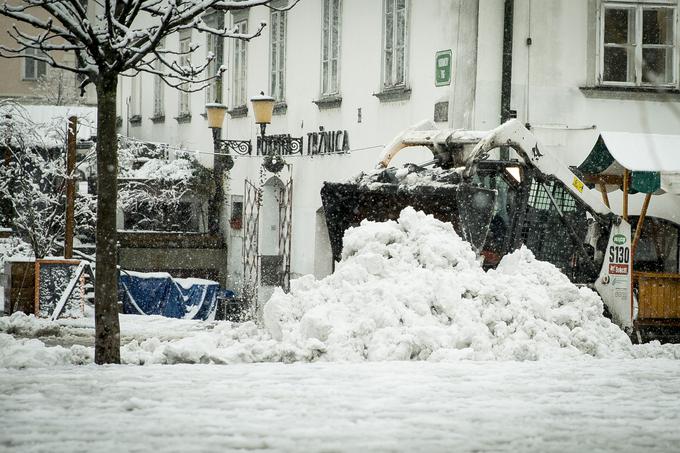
[634,271,680,321]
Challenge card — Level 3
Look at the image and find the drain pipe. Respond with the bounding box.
[500,0,515,160]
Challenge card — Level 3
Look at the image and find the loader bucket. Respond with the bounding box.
[321,181,497,261]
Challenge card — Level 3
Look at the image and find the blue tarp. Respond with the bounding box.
[118,271,222,320]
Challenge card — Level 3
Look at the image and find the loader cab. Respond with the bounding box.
[473,160,605,284]
[321,145,607,287]
[472,161,524,267]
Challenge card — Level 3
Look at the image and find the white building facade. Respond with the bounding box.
[117,0,680,292]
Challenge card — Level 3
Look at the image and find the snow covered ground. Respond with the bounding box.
[2,360,680,452]
[2,208,679,451]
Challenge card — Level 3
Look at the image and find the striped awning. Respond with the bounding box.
[578,132,680,194]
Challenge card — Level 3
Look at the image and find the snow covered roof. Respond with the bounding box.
[597,131,680,172]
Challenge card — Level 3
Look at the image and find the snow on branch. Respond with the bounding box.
[0,0,295,90]
[193,18,266,41]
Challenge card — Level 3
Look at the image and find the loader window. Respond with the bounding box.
[476,173,518,266]
[520,179,590,281]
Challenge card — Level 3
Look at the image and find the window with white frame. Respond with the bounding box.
[130,75,142,120]
[600,2,677,86]
[382,0,408,89]
[205,12,225,104]
[153,41,165,118]
[178,32,192,117]
[270,8,287,101]
[23,48,47,80]
[321,0,341,96]
[232,19,248,107]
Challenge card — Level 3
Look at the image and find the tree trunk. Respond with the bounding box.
[94,74,121,364]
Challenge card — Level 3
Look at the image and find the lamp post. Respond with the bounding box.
[250,92,275,153]
[205,102,228,235]
[206,102,228,146]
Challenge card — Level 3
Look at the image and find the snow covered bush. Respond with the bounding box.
[117,138,213,232]
[0,101,98,255]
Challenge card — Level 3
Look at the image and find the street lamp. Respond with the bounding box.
[205,101,230,235]
[250,92,275,142]
[206,101,237,167]
[206,102,228,131]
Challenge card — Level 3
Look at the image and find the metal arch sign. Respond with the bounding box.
[435,50,452,87]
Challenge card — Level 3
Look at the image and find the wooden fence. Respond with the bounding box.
[634,272,680,322]
[3,260,36,315]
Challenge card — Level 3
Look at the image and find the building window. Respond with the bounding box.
[232,20,248,108]
[23,48,47,80]
[382,0,408,89]
[129,75,142,124]
[230,196,243,231]
[178,32,192,118]
[270,8,287,101]
[600,3,676,87]
[205,12,225,104]
[153,40,165,119]
[321,0,341,96]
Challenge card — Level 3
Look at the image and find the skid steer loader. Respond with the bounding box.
[321,120,635,331]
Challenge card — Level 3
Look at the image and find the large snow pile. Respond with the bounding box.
[0,334,92,368]
[2,207,679,368]
[264,207,636,361]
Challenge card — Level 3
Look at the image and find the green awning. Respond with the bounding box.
[578,136,615,175]
[630,171,661,194]
[578,134,662,194]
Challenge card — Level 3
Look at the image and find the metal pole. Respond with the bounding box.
[258,123,267,155]
[209,127,223,235]
[622,170,629,222]
[64,116,77,259]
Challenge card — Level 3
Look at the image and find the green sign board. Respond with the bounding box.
[435,50,452,87]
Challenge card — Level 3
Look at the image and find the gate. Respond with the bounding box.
[278,179,293,292]
[242,179,260,318]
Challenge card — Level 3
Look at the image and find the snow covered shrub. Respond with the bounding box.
[117,139,213,232]
[0,101,68,257]
[75,191,97,243]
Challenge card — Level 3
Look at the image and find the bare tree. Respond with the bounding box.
[36,69,82,106]
[0,0,297,364]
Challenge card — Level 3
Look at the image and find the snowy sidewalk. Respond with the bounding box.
[2,360,680,452]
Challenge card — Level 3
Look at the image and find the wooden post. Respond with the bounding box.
[64,116,77,259]
[631,192,652,259]
[598,183,610,208]
[622,170,629,222]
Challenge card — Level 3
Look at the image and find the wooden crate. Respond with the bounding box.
[4,260,36,315]
[635,272,680,320]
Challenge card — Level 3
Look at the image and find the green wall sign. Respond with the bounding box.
[435,50,452,87]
